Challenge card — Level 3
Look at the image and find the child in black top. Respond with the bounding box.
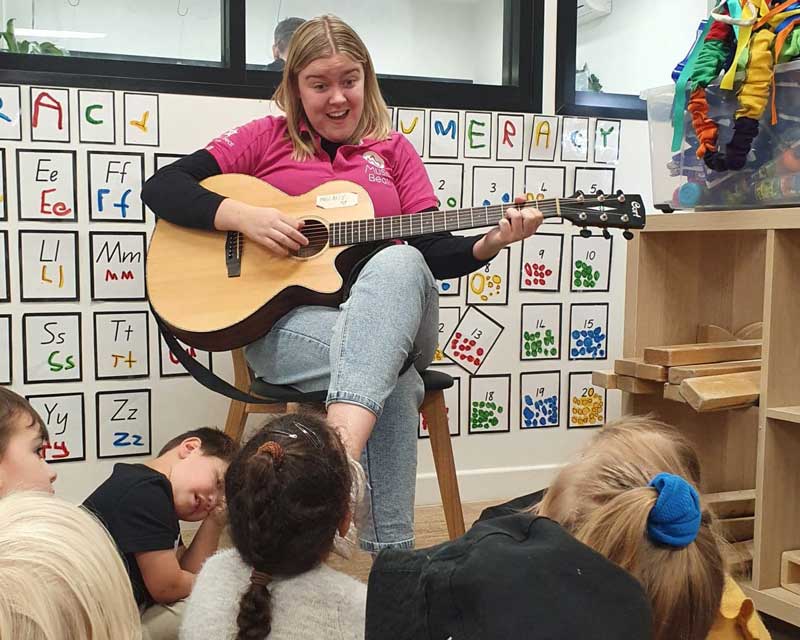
[84,427,237,639]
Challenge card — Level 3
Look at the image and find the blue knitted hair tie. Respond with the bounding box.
[647,472,701,548]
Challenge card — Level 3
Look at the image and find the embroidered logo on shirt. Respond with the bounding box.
[362,151,385,169]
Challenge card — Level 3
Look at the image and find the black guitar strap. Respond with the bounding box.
[151,305,282,405]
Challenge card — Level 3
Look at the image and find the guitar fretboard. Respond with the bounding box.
[328,202,559,247]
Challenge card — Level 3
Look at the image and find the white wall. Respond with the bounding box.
[575,0,709,96]
[0,0,657,507]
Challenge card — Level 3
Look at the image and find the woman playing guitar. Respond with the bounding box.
[142,14,542,555]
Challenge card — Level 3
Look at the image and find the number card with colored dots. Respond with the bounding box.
[469,375,511,434]
[424,162,464,210]
[96,389,152,459]
[571,234,612,292]
[520,371,561,429]
[523,166,566,226]
[0,231,8,301]
[519,233,563,292]
[437,277,461,297]
[26,393,86,463]
[568,372,606,429]
[17,149,78,221]
[93,311,150,380]
[0,315,11,385]
[471,166,515,208]
[429,110,460,159]
[22,313,83,384]
[158,333,213,377]
[520,304,562,361]
[467,248,509,305]
[432,307,461,367]
[443,306,504,375]
[574,166,615,197]
[569,303,609,361]
[419,378,461,438]
[397,108,426,156]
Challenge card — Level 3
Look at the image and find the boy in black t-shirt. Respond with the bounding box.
[84,427,238,639]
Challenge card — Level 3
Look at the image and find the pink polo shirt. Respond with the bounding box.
[205,115,437,217]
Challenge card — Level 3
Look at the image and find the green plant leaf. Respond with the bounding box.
[38,42,64,55]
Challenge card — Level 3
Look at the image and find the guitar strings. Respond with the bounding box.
[231,201,642,245]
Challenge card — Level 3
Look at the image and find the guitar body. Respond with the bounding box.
[146,175,375,351]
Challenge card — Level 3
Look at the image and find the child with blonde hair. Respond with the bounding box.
[535,416,769,640]
[0,491,141,640]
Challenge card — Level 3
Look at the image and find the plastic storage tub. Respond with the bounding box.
[644,59,800,212]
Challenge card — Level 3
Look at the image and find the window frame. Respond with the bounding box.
[555,1,646,121]
[0,0,543,113]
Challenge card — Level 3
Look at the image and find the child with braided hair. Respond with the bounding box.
[179,414,366,640]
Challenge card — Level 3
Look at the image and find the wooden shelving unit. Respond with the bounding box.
[620,209,800,626]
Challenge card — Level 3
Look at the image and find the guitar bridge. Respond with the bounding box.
[225,232,242,278]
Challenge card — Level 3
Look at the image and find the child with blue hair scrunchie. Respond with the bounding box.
[530,416,770,640]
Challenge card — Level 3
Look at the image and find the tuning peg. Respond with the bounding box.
[579,228,592,239]
[595,190,605,202]
[615,189,625,202]
[602,228,611,240]
[623,229,634,241]
[573,190,585,203]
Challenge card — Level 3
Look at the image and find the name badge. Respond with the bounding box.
[316,192,359,209]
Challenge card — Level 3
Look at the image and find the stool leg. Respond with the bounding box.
[224,400,248,444]
[421,389,465,539]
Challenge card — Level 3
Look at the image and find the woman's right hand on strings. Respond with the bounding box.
[215,198,308,256]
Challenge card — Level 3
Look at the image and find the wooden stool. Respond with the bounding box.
[224,348,466,539]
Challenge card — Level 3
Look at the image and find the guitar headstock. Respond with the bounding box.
[560,190,646,240]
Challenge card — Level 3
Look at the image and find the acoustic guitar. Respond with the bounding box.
[146,174,646,351]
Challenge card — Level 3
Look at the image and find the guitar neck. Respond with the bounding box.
[328,199,561,247]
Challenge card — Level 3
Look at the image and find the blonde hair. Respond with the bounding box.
[537,416,724,640]
[273,14,392,160]
[0,492,141,640]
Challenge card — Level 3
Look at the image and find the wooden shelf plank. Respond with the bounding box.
[705,489,756,504]
[592,370,618,390]
[767,406,800,425]
[644,340,762,367]
[718,516,755,543]
[643,210,800,233]
[635,361,668,382]
[613,357,640,377]
[679,371,761,412]
[741,581,800,627]
[781,550,800,596]
[668,360,761,385]
[663,383,687,403]
[616,375,663,395]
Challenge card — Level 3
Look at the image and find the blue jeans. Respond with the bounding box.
[245,245,439,551]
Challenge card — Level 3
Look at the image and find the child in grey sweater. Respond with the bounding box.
[180,414,366,640]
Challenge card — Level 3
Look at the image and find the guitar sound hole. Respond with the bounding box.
[292,219,329,258]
